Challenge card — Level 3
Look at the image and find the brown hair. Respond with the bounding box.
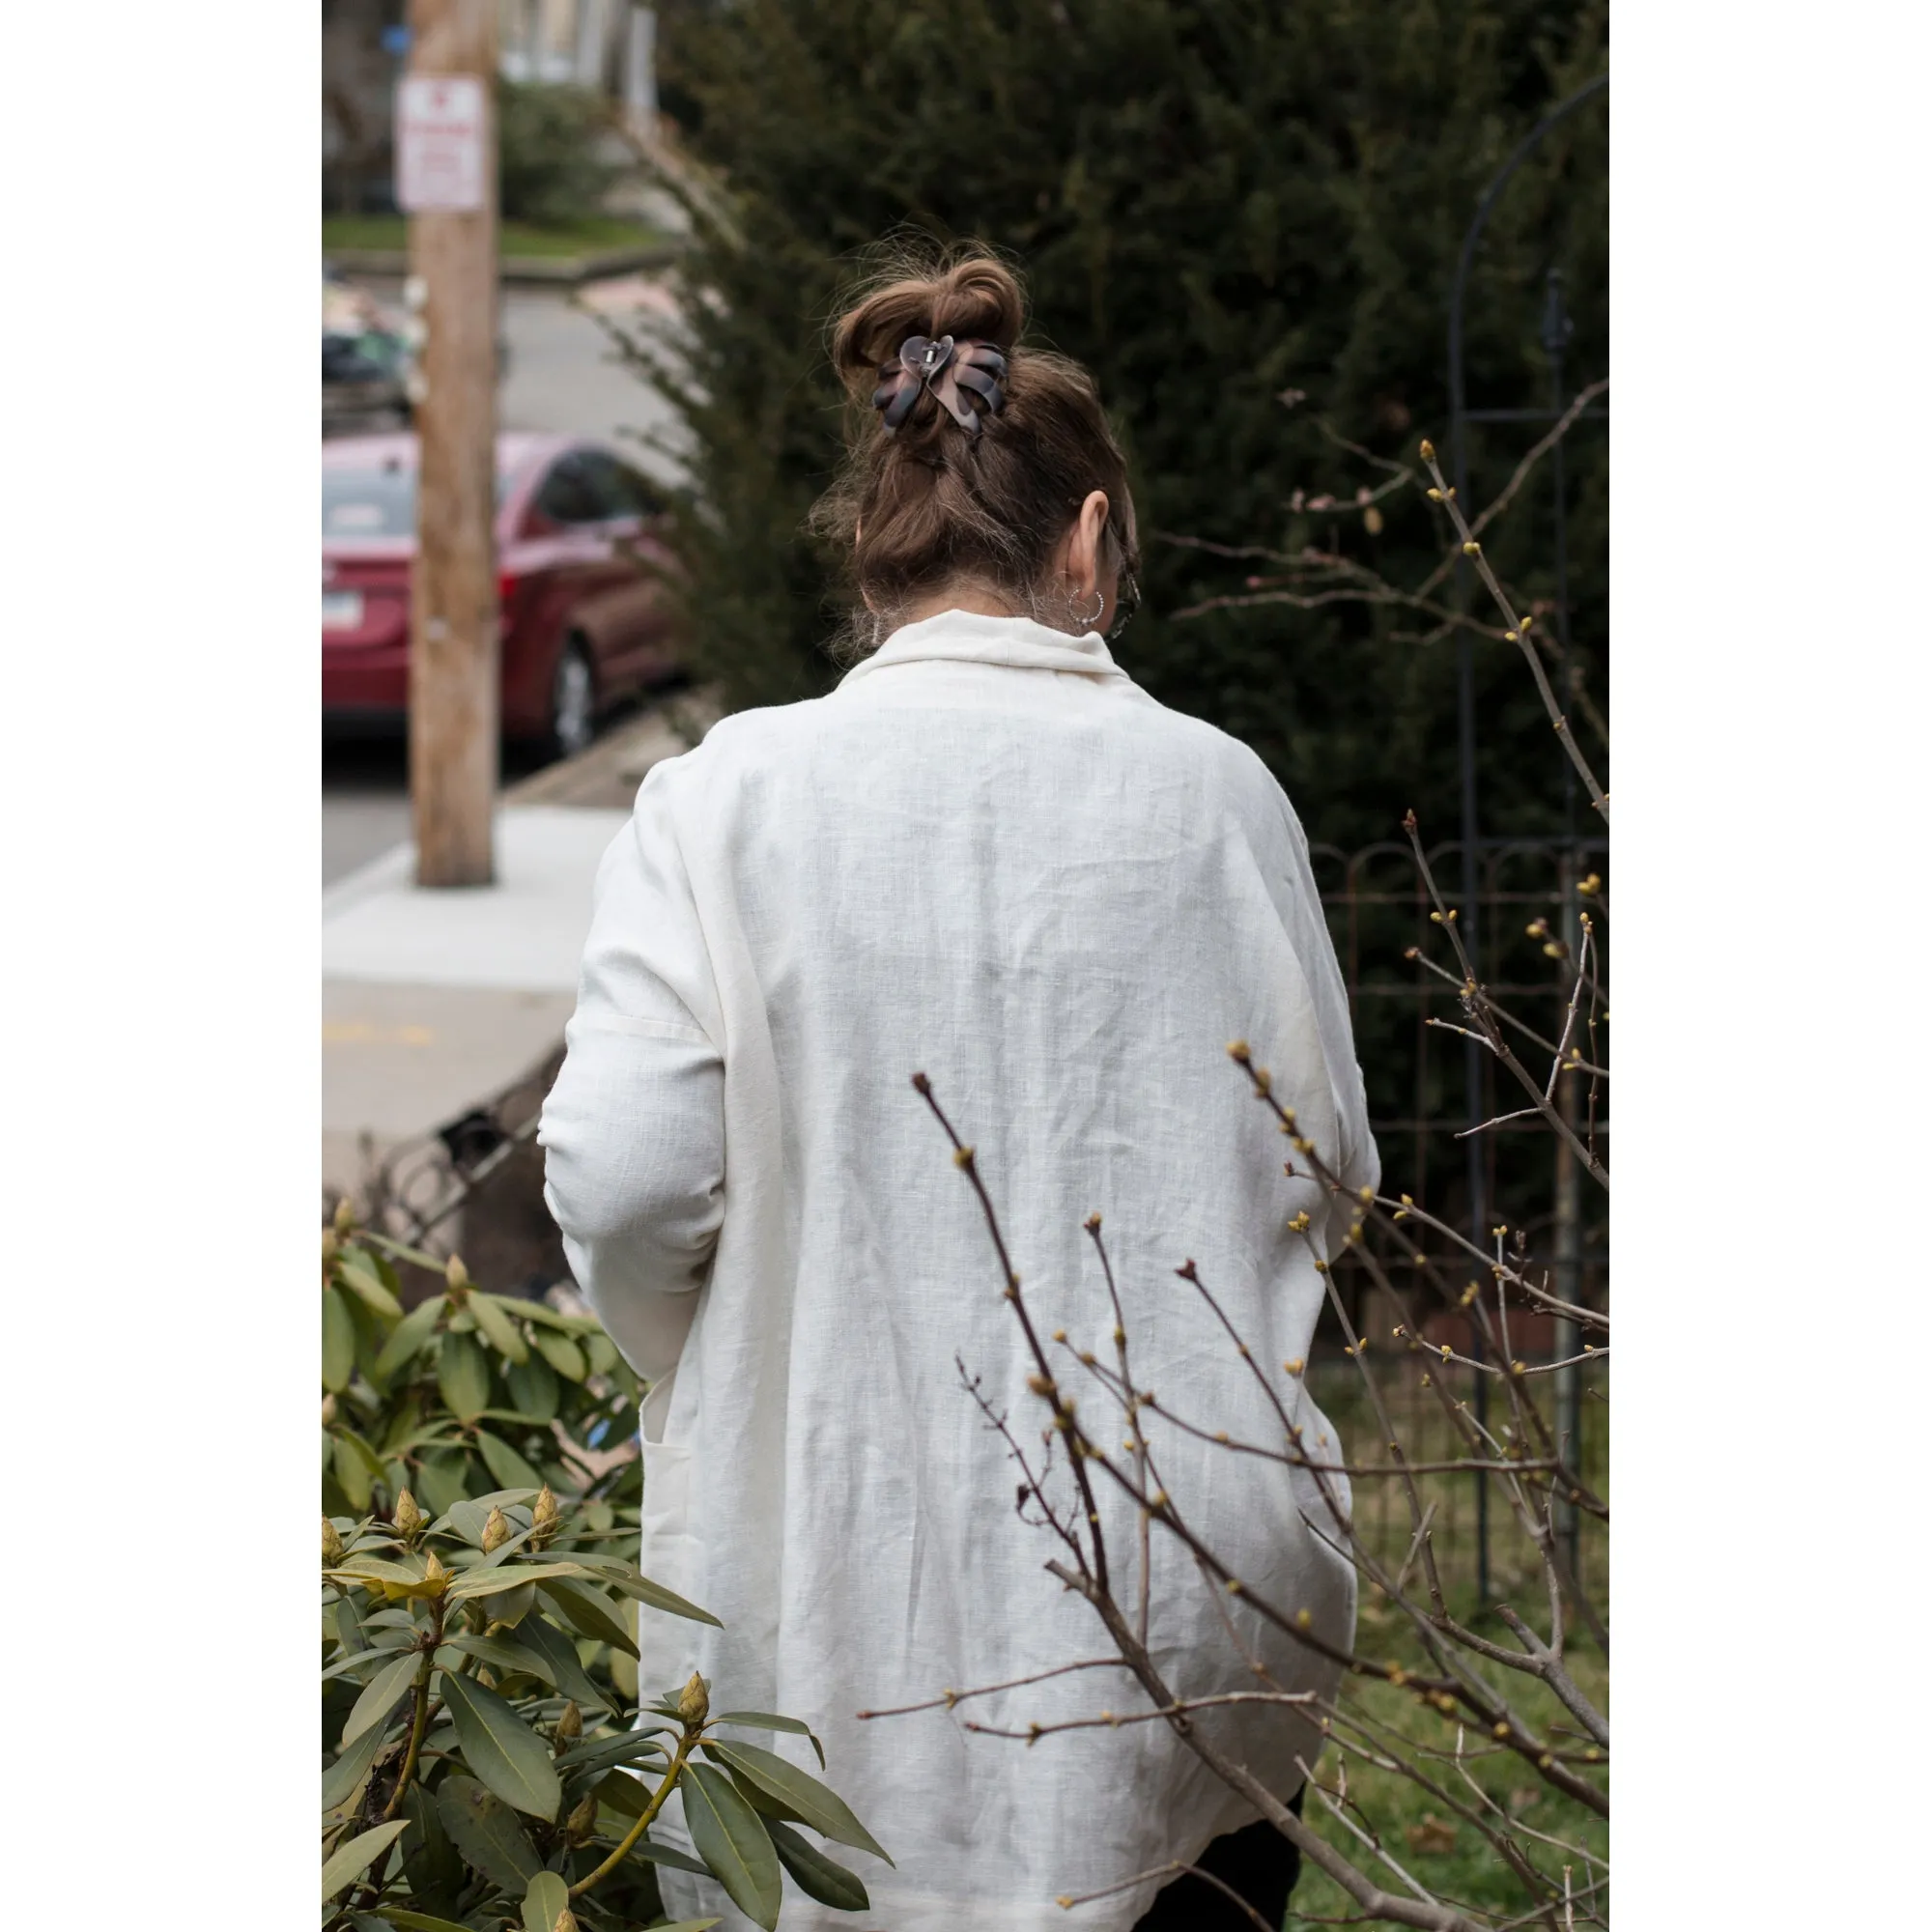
[812,245,1138,661]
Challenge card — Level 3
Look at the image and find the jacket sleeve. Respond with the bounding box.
[539,764,724,1382]
[1271,795,1382,1246]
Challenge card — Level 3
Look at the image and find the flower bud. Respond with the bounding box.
[334,1195,356,1236]
[677,1671,711,1727]
[553,1909,580,1932]
[1418,438,1436,463]
[392,1489,427,1538]
[322,1228,339,1271]
[554,1699,583,1747]
[481,1506,512,1554]
[323,1517,344,1566]
[527,1485,560,1549]
[321,1392,338,1427]
[420,1548,450,1596]
[564,1792,597,1843]
[444,1253,470,1304]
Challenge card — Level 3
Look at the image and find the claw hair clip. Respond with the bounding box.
[872,334,1009,436]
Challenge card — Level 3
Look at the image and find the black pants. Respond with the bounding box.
[1132,1788,1306,1932]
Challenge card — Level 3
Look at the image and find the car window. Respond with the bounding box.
[576,450,663,520]
[533,454,608,526]
[323,461,514,537]
[324,466,416,538]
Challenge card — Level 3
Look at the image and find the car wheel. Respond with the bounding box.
[548,640,598,761]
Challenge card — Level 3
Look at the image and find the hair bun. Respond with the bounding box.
[831,251,1025,397]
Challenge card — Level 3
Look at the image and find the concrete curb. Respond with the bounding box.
[326,243,679,287]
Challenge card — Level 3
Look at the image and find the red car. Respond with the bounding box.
[323,433,680,756]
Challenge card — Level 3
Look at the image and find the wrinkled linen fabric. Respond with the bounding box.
[540,611,1378,1931]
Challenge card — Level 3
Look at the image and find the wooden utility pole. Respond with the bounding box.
[400,0,498,886]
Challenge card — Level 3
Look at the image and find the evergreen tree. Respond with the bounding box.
[639,0,1607,851]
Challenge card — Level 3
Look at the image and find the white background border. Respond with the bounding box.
[2,2,1924,1918]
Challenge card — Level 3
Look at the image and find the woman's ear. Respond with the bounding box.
[1070,490,1111,594]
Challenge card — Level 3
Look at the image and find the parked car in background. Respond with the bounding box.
[323,265,412,431]
[322,433,682,757]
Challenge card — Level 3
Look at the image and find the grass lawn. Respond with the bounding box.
[1279,1358,1609,1926]
[1284,1590,1609,1928]
[322,213,667,259]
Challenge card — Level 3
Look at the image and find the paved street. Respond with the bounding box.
[323,270,696,1198]
[502,275,686,468]
[323,270,687,887]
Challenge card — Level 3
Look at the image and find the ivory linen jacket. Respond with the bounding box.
[540,610,1378,1931]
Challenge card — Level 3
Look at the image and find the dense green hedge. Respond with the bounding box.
[644,0,1606,849]
[497,77,619,229]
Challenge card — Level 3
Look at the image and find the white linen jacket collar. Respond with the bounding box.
[837,608,1129,687]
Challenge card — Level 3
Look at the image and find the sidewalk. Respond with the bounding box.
[322,701,698,1202]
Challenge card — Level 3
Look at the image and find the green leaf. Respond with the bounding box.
[709,1713,826,1770]
[323,1286,356,1393]
[474,1427,548,1493]
[338,1254,405,1320]
[521,1870,570,1932]
[440,1670,563,1821]
[571,1555,722,1629]
[642,1923,723,1932]
[412,1449,473,1520]
[483,1579,537,1628]
[438,1330,494,1422]
[322,1719,386,1813]
[322,1818,410,1902]
[512,1298,596,1332]
[323,1641,408,1686]
[331,1435,374,1515]
[535,1576,639,1658]
[378,1913,476,1932]
[442,1489,540,1544]
[345,1285,394,1383]
[338,1244,406,1321]
[590,1782,711,1877]
[335,1425,390,1481]
[444,1560,598,1604]
[554,1729,669,1778]
[400,1779,467,1918]
[374,1293,447,1381]
[765,1817,871,1911]
[697,1740,891,1865]
[436,1632,556,1690]
[583,1331,618,1378]
[470,1293,532,1364]
[332,1588,370,1653]
[728,1776,810,1829]
[329,1556,430,1588]
[506,1351,561,1423]
[435,1774,541,1891]
[515,1611,611,1713]
[531,1328,587,1382]
[682,1761,782,1929]
[341,1649,421,1747]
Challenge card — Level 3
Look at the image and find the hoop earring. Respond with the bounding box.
[1076,587,1105,630]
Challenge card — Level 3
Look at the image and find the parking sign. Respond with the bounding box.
[396,74,487,214]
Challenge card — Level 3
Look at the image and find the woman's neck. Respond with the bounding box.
[895,583,1027,627]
